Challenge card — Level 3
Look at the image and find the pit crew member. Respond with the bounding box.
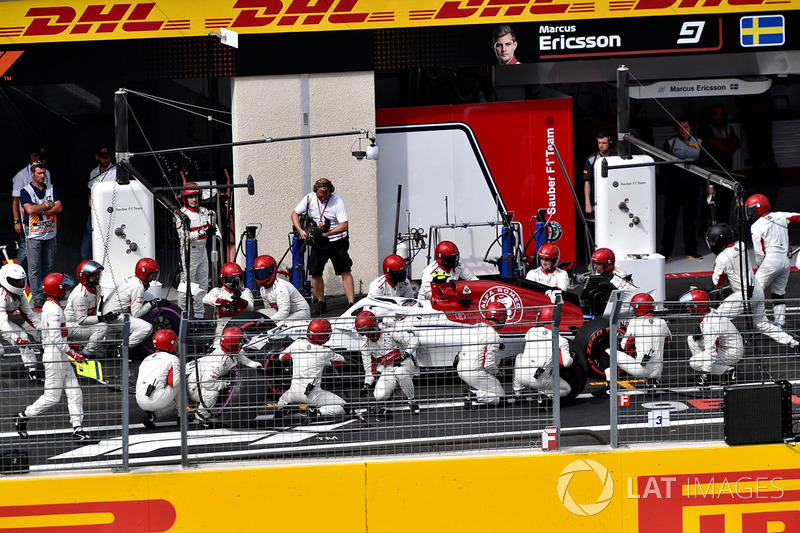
[253,254,309,325]
[615,293,672,388]
[459,302,507,408]
[0,263,41,381]
[176,183,215,319]
[186,326,262,425]
[683,289,743,386]
[512,305,573,404]
[368,254,414,298]
[136,329,182,429]
[102,258,164,351]
[418,241,478,301]
[65,260,115,358]
[355,311,420,414]
[276,319,348,417]
[747,194,800,329]
[203,262,254,344]
[14,273,90,441]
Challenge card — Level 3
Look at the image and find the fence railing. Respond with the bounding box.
[1,295,797,475]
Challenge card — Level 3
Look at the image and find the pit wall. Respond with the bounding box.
[2,443,798,532]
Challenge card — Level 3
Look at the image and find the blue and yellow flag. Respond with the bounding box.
[740,15,785,47]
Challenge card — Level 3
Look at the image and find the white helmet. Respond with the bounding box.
[0,263,27,296]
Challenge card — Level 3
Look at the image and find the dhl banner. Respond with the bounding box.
[1,443,799,531]
[0,0,791,46]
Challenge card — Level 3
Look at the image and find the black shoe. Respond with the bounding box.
[72,427,90,441]
[305,406,319,418]
[408,401,420,415]
[463,389,477,410]
[685,252,703,260]
[697,372,711,388]
[311,301,327,316]
[724,368,737,384]
[14,413,28,439]
[142,411,157,430]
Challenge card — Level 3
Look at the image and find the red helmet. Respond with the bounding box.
[43,272,73,299]
[220,326,245,354]
[152,329,178,353]
[307,319,332,345]
[537,243,560,274]
[383,254,407,286]
[355,311,381,341]
[135,258,160,287]
[591,248,615,273]
[220,262,243,290]
[181,182,201,208]
[253,255,277,288]
[631,293,655,317]
[682,289,710,315]
[535,306,555,329]
[77,260,103,291]
[745,194,770,220]
[435,241,460,271]
[484,301,507,327]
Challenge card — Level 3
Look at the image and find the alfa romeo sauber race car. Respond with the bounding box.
[241,277,606,405]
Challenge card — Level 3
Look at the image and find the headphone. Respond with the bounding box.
[313,178,335,193]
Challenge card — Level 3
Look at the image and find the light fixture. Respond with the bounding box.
[352,131,379,161]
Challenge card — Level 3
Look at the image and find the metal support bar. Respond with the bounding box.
[617,66,631,159]
[120,315,130,472]
[179,313,190,468]
[127,129,371,159]
[609,294,625,449]
[601,158,696,176]
[622,134,740,192]
[552,293,563,450]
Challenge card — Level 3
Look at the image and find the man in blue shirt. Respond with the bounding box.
[19,162,62,307]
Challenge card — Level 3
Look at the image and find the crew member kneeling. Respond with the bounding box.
[136,329,181,429]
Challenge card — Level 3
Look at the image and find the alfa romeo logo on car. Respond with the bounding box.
[479,286,523,323]
[557,459,614,516]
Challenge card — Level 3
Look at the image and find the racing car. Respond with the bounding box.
[240,276,593,404]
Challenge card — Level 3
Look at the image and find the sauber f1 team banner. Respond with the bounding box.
[0,0,793,45]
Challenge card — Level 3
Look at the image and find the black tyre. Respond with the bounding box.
[560,339,589,403]
[134,301,183,359]
[573,317,627,382]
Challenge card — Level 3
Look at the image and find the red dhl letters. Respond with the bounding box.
[232,0,368,27]
[24,4,163,36]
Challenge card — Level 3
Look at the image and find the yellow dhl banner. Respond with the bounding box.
[0,0,790,45]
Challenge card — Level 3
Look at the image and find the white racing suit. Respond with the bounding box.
[713,242,796,345]
[617,316,672,380]
[186,348,261,420]
[359,318,419,403]
[688,309,744,375]
[457,323,505,406]
[101,276,154,348]
[136,351,181,417]
[258,279,310,325]
[203,286,254,346]
[0,287,41,370]
[23,299,83,428]
[177,205,211,318]
[64,283,108,356]
[277,339,347,416]
[367,275,414,299]
[418,261,478,301]
[513,326,573,398]
[525,267,570,292]
[751,211,800,327]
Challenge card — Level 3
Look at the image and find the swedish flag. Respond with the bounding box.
[740,15,785,47]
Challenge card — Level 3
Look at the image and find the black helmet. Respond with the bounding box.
[706,223,733,255]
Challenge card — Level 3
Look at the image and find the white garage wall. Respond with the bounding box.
[231,72,378,298]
